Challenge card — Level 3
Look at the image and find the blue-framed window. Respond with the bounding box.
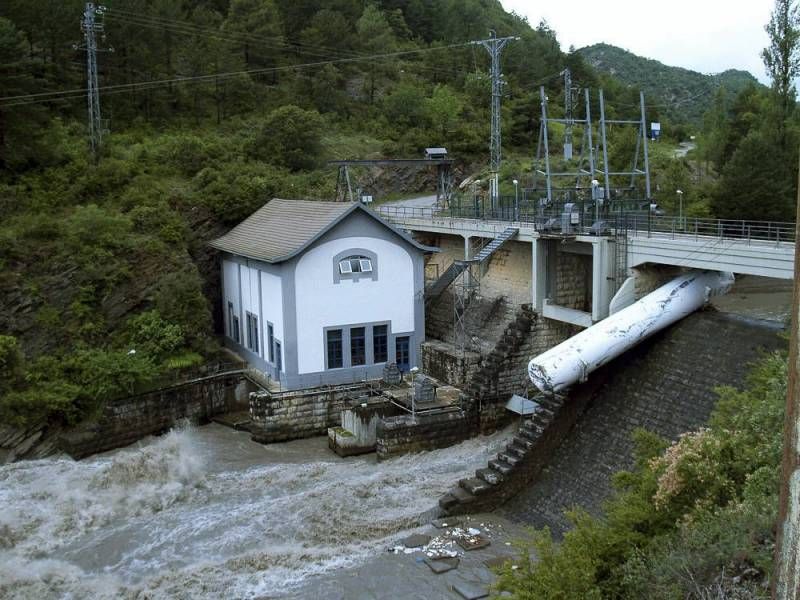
[373,325,388,363]
[327,329,343,369]
[350,327,366,366]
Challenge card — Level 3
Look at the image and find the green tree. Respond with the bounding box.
[711,128,796,221]
[249,104,323,170]
[356,4,397,104]
[223,0,283,68]
[425,84,462,139]
[762,0,800,150]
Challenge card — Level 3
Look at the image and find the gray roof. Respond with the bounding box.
[209,198,435,263]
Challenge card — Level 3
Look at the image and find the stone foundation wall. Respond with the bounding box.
[375,410,473,460]
[422,340,481,387]
[59,373,253,459]
[633,264,683,299]
[249,383,372,443]
[553,249,592,311]
[480,240,532,307]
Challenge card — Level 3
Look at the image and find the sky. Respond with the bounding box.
[500,0,774,83]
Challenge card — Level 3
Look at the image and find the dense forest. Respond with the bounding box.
[0,0,799,597]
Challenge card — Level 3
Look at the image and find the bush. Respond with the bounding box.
[123,310,185,362]
[194,162,284,222]
[0,381,82,427]
[0,335,22,393]
[153,268,212,346]
[249,105,324,171]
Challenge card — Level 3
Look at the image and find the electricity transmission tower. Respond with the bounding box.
[562,67,576,160]
[77,3,108,159]
[473,31,518,211]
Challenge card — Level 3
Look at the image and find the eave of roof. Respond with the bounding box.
[208,199,437,264]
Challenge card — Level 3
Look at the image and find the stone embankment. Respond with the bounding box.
[376,410,469,459]
[1,369,256,463]
[249,383,372,443]
[499,310,784,533]
[439,310,784,524]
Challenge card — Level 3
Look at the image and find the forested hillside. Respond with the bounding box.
[0,0,595,426]
[579,43,763,126]
[0,0,797,428]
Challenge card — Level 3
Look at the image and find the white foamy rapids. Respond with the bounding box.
[0,424,512,599]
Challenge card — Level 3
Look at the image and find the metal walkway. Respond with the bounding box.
[425,227,518,306]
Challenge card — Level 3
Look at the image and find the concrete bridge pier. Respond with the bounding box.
[531,236,616,328]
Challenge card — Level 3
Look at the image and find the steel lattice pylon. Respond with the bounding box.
[473,31,518,209]
[78,2,107,159]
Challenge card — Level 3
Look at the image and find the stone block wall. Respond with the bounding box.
[422,340,481,387]
[375,410,473,460]
[59,373,252,459]
[480,240,532,307]
[633,264,683,299]
[249,383,371,443]
[553,249,592,311]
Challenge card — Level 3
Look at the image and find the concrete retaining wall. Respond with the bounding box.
[499,310,785,533]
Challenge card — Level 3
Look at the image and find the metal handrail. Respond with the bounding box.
[375,204,796,246]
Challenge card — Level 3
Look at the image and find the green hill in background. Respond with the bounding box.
[578,43,762,127]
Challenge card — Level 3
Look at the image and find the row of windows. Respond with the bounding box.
[228,301,281,371]
[326,325,409,370]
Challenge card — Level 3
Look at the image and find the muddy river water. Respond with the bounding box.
[0,423,515,599]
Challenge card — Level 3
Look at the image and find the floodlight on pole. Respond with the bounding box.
[513,179,519,220]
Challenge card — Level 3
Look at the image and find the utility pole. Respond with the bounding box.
[563,67,573,160]
[473,31,519,213]
[78,3,107,159]
[774,158,800,600]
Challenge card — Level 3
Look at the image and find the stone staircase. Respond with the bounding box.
[464,305,534,404]
[439,393,567,514]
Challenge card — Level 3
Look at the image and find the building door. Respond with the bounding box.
[395,336,410,372]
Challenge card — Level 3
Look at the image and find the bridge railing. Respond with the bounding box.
[620,215,796,246]
[375,204,796,246]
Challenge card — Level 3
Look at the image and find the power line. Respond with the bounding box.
[105,10,477,81]
[0,41,474,107]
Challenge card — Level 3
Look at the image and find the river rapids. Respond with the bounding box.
[0,423,511,599]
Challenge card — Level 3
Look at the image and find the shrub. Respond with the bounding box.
[0,335,22,393]
[123,310,185,362]
[153,268,212,346]
[249,105,324,171]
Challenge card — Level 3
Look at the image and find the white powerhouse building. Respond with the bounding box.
[210,199,435,389]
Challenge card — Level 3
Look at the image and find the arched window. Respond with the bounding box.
[338,255,372,274]
[332,248,378,283]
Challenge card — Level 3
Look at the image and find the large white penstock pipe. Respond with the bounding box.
[528,270,735,393]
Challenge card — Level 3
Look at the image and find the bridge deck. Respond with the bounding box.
[377,206,795,280]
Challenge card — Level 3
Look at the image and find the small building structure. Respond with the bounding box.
[210,199,435,390]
